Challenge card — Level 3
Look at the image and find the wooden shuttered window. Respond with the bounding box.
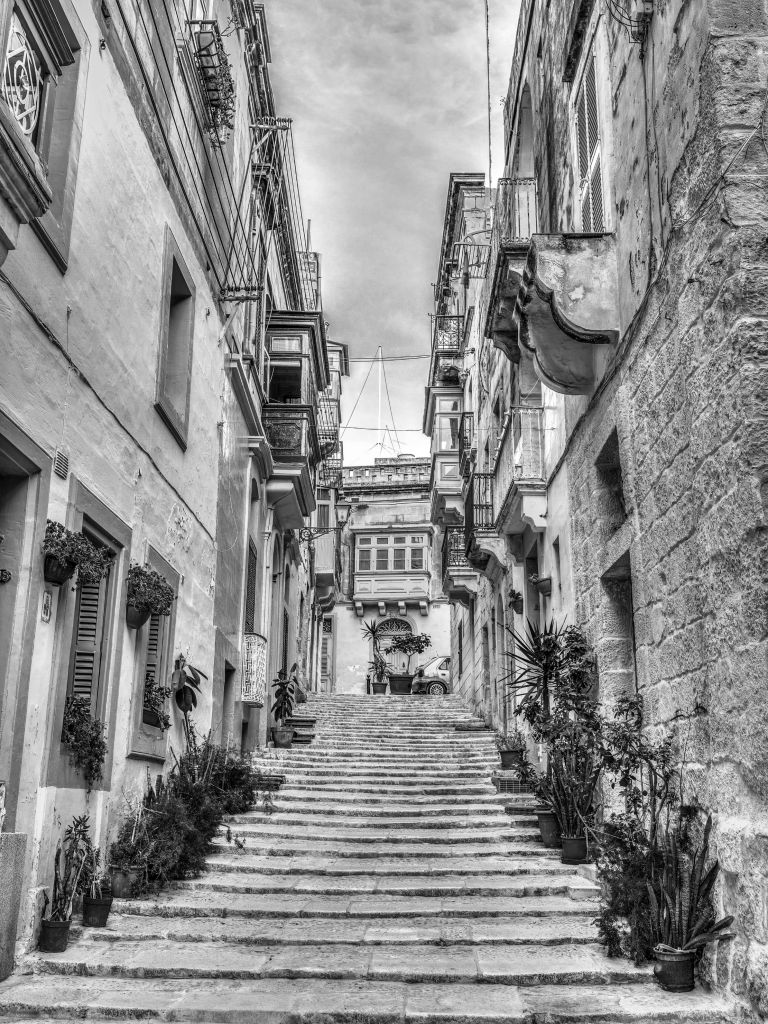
[142,613,164,727]
[68,575,108,711]
[576,55,604,232]
[244,540,258,633]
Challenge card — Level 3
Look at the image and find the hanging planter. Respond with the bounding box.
[42,521,113,588]
[508,588,524,615]
[529,574,552,597]
[125,563,175,630]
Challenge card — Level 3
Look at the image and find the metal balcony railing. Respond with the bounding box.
[442,527,470,586]
[481,177,538,334]
[466,472,494,540]
[432,314,463,351]
[263,405,320,464]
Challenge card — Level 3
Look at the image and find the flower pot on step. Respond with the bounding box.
[82,895,113,927]
[43,554,76,587]
[38,919,71,952]
[653,947,695,992]
[561,835,588,864]
[371,681,387,695]
[499,749,524,770]
[272,726,294,748]
[388,674,413,695]
[125,604,151,630]
[536,809,562,848]
[109,866,139,898]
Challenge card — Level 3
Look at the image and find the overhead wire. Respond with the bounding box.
[381,358,403,453]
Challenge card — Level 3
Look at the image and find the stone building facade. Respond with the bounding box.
[329,457,450,695]
[424,0,768,1013]
[0,0,344,970]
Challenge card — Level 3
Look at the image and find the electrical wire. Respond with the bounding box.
[381,359,403,453]
[339,355,378,440]
[483,0,493,188]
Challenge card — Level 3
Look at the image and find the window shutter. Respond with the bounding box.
[142,613,163,726]
[244,540,257,633]
[69,577,107,710]
[576,54,604,232]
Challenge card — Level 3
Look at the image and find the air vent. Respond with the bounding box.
[53,450,69,479]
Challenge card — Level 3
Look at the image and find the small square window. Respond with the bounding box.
[376,537,389,545]
[394,537,406,544]
[359,537,371,545]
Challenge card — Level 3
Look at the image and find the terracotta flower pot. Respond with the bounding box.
[499,749,524,770]
[39,918,71,952]
[109,866,139,898]
[43,554,76,587]
[561,835,588,864]
[536,809,562,848]
[82,895,113,927]
[371,681,388,694]
[653,947,695,992]
[272,726,294,748]
[126,605,151,630]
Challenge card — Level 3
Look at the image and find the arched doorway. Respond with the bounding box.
[375,617,413,676]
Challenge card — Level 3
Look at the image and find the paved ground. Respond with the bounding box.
[0,694,734,1022]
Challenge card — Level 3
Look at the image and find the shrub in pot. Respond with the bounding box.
[39,815,92,952]
[508,588,524,616]
[125,563,175,629]
[385,632,432,695]
[496,728,527,769]
[61,695,107,792]
[271,666,296,747]
[43,520,113,588]
[368,655,390,695]
[648,814,735,992]
[80,846,113,927]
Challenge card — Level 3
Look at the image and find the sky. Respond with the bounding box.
[267,0,521,465]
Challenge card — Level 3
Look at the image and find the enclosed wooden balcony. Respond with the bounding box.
[493,407,547,534]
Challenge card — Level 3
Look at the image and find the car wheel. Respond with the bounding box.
[426,680,447,695]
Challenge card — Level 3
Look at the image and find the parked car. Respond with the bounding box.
[412,656,451,695]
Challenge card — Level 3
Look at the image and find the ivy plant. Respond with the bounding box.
[61,696,107,791]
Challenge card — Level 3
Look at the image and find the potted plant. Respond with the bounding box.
[529,573,552,597]
[362,620,391,695]
[271,666,296,747]
[368,653,390,695]
[385,632,432,695]
[142,672,173,731]
[496,728,527,769]
[80,846,113,927]
[39,815,91,952]
[109,794,148,898]
[125,563,175,629]
[61,695,108,791]
[42,520,113,587]
[508,588,524,615]
[647,813,735,992]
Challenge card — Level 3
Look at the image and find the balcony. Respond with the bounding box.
[441,527,478,608]
[314,531,341,612]
[482,177,538,363]
[493,407,547,534]
[515,234,620,394]
[318,451,342,491]
[458,412,475,480]
[428,314,463,387]
[263,405,320,528]
[353,572,431,618]
[465,472,505,581]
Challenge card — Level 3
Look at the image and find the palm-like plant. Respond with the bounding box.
[271,665,297,725]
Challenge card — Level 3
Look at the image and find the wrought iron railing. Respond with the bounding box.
[481,177,538,334]
[467,472,494,536]
[442,527,470,588]
[432,314,463,351]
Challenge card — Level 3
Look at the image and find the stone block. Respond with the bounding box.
[0,832,27,980]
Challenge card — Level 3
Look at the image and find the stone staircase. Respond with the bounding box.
[0,694,733,1022]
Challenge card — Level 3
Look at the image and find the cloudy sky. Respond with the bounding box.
[267,1,521,465]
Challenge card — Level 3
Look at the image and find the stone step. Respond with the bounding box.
[268,757,499,768]
[254,801,534,819]
[29,939,650,986]
[214,823,539,844]
[270,766,494,779]
[69,912,598,946]
[108,891,600,920]
[225,811,513,829]
[203,853,563,876]
[210,837,559,858]
[172,872,598,900]
[0,975,734,1023]
[274,787,506,803]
